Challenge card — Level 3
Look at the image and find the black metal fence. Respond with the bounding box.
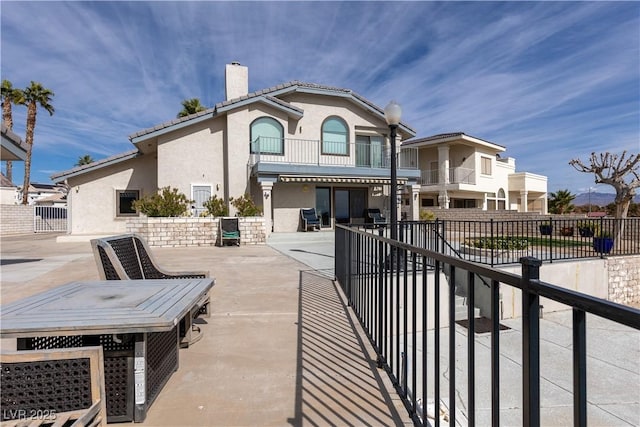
[335,224,640,426]
[358,217,640,266]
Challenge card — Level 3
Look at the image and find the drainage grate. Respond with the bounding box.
[455,317,511,334]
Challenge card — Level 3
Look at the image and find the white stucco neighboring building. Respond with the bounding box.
[404,133,547,213]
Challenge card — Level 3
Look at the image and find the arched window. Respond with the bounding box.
[250,117,284,155]
[321,116,349,155]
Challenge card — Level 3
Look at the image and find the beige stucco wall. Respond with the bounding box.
[1,187,17,205]
[156,119,226,208]
[272,183,315,232]
[65,155,156,235]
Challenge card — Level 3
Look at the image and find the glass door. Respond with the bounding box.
[315,187,331,227]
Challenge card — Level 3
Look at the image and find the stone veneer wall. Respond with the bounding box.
[0,205,34,235]
[607,255,640,305]
[126,216,266,247]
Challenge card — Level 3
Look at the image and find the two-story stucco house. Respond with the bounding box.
[404,133,547,213]
[51,63,422,236]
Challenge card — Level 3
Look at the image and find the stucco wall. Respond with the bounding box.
[272,183,316,232]
[0,204,33,235]
[66,155,157,235]
[127,216,265,247]
[157,119,226,206]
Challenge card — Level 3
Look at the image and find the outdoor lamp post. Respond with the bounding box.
[384,100,402,241]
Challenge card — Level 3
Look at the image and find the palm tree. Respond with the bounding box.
[21,81,54,205]
[177,98,206,118]
[548,189,576,214]
[75,154,95,166]
[1,79,25,182]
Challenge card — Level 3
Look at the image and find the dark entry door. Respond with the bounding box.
[334,188,367,224]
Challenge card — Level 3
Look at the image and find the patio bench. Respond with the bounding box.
[90,233,212,348]
[0,346,106,427]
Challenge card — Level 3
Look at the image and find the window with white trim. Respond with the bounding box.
[481,156,492,175]
[322,116,349,155]
[250,117,284,155]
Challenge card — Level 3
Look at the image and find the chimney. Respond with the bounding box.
[225,62,248,100]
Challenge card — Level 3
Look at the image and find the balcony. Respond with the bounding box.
[249,137,418,174]
[419,166,476,185]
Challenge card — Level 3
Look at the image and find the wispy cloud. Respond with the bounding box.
[1,1,638,193]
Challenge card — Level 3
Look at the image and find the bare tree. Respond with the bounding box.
[569,151,639,219]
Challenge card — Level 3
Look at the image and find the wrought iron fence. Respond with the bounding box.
[360,217,640,266]
[335,224,640,426]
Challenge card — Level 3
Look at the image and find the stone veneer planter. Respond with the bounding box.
[126,216,266,247]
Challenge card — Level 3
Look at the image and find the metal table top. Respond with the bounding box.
[0,278,214,338]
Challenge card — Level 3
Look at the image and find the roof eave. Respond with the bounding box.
[51,150,140,183]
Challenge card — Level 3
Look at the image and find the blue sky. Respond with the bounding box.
[2,1,639,195]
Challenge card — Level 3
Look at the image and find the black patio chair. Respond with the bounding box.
[300,208,320,231]
[219,217,241,246]
[365,208,387,228]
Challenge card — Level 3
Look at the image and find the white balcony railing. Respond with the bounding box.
[250,137,418,169]
[419,167,476,185]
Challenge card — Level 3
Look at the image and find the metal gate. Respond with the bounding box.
[34,206,68,233]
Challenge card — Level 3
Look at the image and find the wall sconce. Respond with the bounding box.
[216,184,220,191]
[414,193,418,200]
[263,192,270,199]
[302,184,309,192]
[75,186,80,193]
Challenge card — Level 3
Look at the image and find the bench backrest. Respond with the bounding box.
[91,234,209,280]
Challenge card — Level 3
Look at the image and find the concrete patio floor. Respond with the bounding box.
[1,232,638,426]
[0,233,411,427]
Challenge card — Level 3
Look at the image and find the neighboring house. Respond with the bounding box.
[404,133,548,213]
[1,124,27,162]
[0,173,18,204]
[52,63,420,236]
[18,182,68,206]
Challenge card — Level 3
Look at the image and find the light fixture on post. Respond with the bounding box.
[384,100,402,241]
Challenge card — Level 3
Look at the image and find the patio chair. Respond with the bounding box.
[300,208,320,231]
[90,234,211,348]
[219,217,241,246]
[0,346,107,426]
[365,208,387,228]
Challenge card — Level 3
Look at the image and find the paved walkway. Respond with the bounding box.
[0,233,411,426]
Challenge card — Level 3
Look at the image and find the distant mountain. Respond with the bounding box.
[572,192,640,206]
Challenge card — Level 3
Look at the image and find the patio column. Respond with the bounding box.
[438,145,450,209]
[409,184,421,220]
[520,190,529,213]
[261,182,273,237]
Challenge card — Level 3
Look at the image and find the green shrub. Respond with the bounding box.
[420,210,436,221]
[464,237,529,250]
[133,187,193,217]
[230,193,262,216]
[202,195,228,217]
